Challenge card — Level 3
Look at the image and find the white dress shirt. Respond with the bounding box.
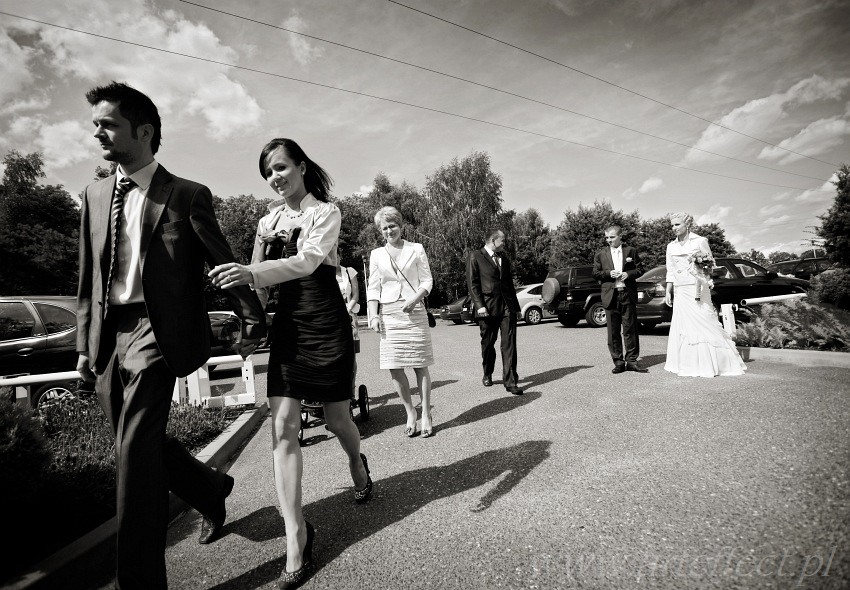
[109,161,159,305]
[610,246,625,289]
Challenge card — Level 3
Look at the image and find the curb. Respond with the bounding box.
[4,403,269,590]
[737,346,850,368]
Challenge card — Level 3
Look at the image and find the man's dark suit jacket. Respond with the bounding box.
[77,165,265,376]
[592,245,641,308]
[466,248,520,316]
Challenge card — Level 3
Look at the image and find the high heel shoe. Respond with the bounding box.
[421,416,433,438]
[354,453,373,504]
[275,521,314,590]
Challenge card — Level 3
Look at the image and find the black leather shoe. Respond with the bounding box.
[482,375,493,387]
[611,364,626,374]
[354,453,373,504]
[626,362,648,373]
[506,386,524,395]
[199,473,234,544]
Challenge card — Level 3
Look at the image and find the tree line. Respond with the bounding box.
[2,150,847,308]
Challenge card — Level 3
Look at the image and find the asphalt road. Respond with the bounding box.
[156,319,849,589]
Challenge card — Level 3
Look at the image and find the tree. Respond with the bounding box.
[692,222,736,258]
[549,201,641,268]
[419,152,505,302]
[741,248,768,265]
[768,251,799,264]
[818,164,850,267]
[0,151,80,295]
[635,216,673,270]
[511,209,551,284]
[212,195,271,264]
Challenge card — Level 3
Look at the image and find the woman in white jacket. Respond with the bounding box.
[367,206,435,437]
[663,211,746,377]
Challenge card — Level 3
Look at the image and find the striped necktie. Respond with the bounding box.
[104,177,136,309]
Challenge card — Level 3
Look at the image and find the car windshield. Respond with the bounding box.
[638,266,666,282]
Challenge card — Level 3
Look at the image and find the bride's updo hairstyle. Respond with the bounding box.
[668,211,693,228]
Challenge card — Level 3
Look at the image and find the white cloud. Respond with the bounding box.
[0,30,35,103]
[10,0,263,140]
[4,116,92,170]
[757,115,850,165]
[684,75,850,164]
[622,176,664,199]
[763,215,792,227]
[696,204,731,224]
[0,95,51,117]
[794,175,837,202]
[759,203,787,216]
[283,14,325,66]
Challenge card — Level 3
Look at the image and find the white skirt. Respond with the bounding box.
[379,300,434,369]
[664,284,746,378]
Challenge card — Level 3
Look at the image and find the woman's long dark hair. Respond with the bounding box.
[258,138,333,202]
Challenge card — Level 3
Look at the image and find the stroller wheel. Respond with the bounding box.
[298,410,308,446]
[358,384,370,421]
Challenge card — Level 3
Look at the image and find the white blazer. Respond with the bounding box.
[666,232,712,286]
[367,241,433,304]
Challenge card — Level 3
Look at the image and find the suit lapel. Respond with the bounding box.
[604,248,614,269]
[139,165,173,268]
[93,178,116,270]
[395,241,415,271]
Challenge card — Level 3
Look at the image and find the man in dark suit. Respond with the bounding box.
[592,225,647,374]
[466,228,523,395]
[76,82,266,589]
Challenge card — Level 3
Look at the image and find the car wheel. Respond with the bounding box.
[585,302,607,327]
[525,307,543,325]
[557,313,580,327]
[34,383,73,407]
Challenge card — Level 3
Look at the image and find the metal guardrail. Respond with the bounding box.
[740,293,807,306]
[0,355,257,408]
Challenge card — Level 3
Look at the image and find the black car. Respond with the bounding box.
[439,295,472,324]
[541,265,607,327]
[766,257,832,281]
[635,258,810,329]
[0,296,85,406]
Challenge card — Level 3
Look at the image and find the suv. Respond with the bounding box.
[767,258,831,281]
[541,266,607,327]
[0,296,84,406]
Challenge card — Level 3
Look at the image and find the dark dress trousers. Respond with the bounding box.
[592,245,641,365]
[466,248,521,387]
[77,165,266,589]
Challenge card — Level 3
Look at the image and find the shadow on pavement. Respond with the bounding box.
[208,440,552,590]
[522,365,593,388]
[640,354,666,368]
[436,391,542,435]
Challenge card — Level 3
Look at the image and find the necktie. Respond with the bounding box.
[492,253,501,275]
[104,177,136,309]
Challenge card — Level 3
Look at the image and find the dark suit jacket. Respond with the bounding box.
[77,165,266,377]
[466,248,520,317]
[592,245,641,308]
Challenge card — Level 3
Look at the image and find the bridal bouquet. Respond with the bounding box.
[688,251,715,301]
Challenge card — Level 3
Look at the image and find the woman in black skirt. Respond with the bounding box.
[209,138,372,589]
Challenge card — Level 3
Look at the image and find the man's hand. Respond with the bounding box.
[76,354,96,383]
[234,338,262,359]
[477,306,488,318]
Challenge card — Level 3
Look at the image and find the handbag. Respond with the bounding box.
[385,246,436,328]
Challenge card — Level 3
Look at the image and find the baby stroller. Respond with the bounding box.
[299,272,370,445]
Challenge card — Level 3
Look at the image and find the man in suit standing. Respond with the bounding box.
[466,228,523,395]
[76,82,266,589]
[592,225,647,374]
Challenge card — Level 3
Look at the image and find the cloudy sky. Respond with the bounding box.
[1,0,848,254]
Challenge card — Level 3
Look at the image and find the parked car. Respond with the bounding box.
[515,283,556,324]
[438,295,471,324]
[541,265,606,327]
[634,258,811,329]
[766,257,832,281]
[208,311,274,358]
[0,295,85,406]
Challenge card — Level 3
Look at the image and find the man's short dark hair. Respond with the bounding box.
[605,225,622,236]
[485,228,504,242]
[86,81,162,154]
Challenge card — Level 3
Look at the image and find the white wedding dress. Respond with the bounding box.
[663,234,746,378]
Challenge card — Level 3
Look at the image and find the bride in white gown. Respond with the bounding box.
[663,212,746,377]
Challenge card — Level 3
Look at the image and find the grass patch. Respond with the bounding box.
[1,392,242,582]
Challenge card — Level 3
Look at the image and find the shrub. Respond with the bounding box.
[2,390,242,580]
[734,298,850,351]
[810,268,850,310]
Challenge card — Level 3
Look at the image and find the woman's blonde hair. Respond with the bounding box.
[374,206,403,228]
[668,211,693,227]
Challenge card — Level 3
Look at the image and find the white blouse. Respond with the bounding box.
[249,193,341,289]
[665,233,712,286]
